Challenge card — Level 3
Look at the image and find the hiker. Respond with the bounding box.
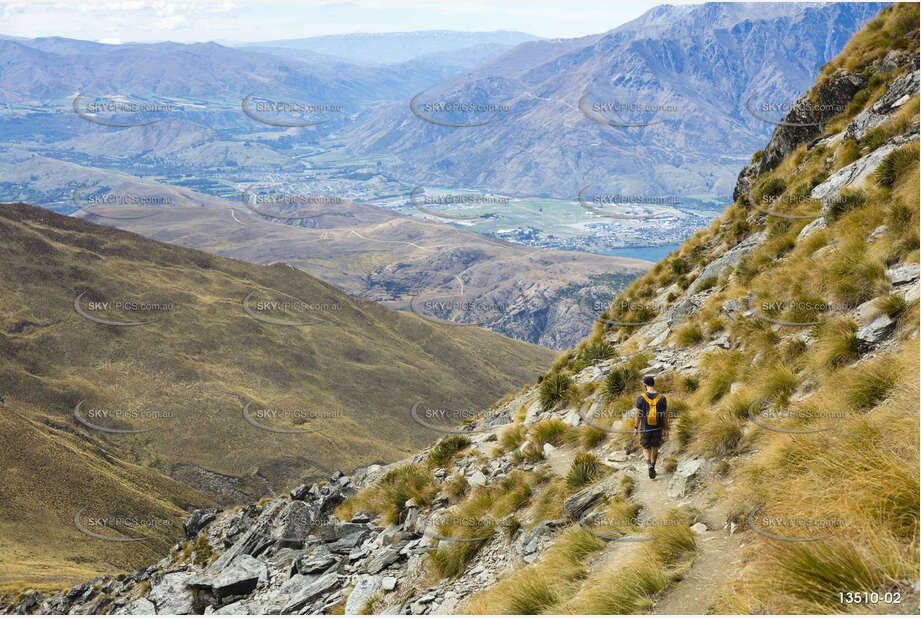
[633,375,668,479]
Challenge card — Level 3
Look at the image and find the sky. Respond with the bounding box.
[0,0,702,43]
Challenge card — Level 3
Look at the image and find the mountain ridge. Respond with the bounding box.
[342,2,886,200]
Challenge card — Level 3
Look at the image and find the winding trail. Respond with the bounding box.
[630,459,743,615]
[653,530,742,614]
[581,452,743,614]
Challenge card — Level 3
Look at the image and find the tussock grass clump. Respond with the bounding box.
[529,477,567,523]
[444,474,469,500]
[679,375,699,392]
[761,363,797,405]
[548,350,573,375]
[813,319,860,370]
[566,452,601,488]
[669,256,691,275]
[782,337,809,364]
[181,533,214,568]
[753,538,908,613]
[880,196,905,230]
[518,442,545,464]
[491,474,534,517]
[674,323,703,346]
[578,423,609,449]
[875,143,919,187]
[693,415,743,457]
[720,390,757,420]
[826,189,866,223]
[530,418,571,447]
[600,497,642,534]
[876,293,908,319]
[338,464,435,525]
[617,473,635,496]
[429,472,535,578]
[573,563,666,614]
[464,526,605,614]
[648,508,697,562]
[498,424,526,452]
[673,408,695,447]
[694,276,718,292]
[757,177,787,202]
[427,435,471,468]
[505,574,559,614]
[843,357,901,410]
[430,530,494,579]
[539,372,572,410]
[700,351,741,403]
[601,366,634,399]
[558,507,697,614]
[823,242,887,306]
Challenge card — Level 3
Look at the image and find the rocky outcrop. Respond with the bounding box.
[183,508,221,540]
[812,132,920,211]
[845,67,920,141]
[734,70,864,200]
[687,231,767,295]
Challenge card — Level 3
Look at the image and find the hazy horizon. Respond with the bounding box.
[0,0,707,44]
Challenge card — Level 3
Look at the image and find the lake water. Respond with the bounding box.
[597,243,682,264]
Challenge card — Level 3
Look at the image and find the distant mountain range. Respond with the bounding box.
[0,7,887,351]
[342,2,887,200]
[0,30,539,107]
[0,38,446,107]
[234,30,540,65]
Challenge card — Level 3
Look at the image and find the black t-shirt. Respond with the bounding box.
[636,392,667,431]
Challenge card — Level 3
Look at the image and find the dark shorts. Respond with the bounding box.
[640,428,663,449]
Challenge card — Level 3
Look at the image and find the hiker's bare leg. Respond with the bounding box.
[649,446,658,465]
[642,447,650,463]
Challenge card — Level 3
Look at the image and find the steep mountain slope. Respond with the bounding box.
[4,4,918,616]
[0,402,214,594]
[342,2,884,199]
[0,202,554,587]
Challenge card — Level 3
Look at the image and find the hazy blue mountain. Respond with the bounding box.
[0,39,481,108]
[237,30,540,65]
[341,2,887,200]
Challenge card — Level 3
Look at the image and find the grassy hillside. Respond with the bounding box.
[0,202,554,588]
[329,4,919,614]
[530,4,920,612]
[0,401,213,593]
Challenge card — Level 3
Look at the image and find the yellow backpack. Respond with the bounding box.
[641,393,661,426]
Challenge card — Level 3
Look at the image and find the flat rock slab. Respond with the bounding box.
[345,575,384,615]
[563,483,606,521]
[280,572,340,614]
[147,572,195,615]
[187,554,267,597]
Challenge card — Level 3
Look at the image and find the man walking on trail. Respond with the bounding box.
[633,376,668,479]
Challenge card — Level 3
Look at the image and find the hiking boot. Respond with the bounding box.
[648,464,656,479]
